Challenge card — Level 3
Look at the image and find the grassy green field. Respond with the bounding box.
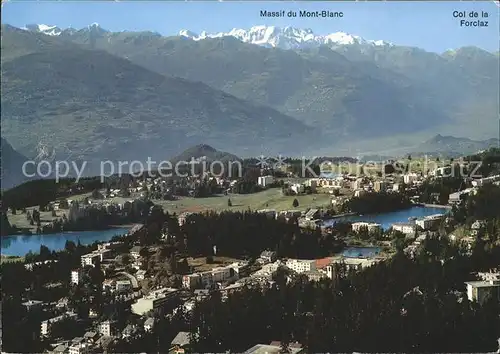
[156,188,333,214]
[8,208,63,233]
[6,188,333,231]
[0,255,25,264]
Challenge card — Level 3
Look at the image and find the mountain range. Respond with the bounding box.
[178,25,392,49]
[412,134,500,157]
[1,23,498,176]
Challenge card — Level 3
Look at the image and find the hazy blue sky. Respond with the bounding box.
[3,1,499,53]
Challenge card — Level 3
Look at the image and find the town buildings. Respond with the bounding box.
[285,259,316,273]
[80,249,112,267]
[41,312,77,337]
[415,214,444,230]
[392,222,417,235]
[182,263,242,290]
[99,320,116,337]
[471,174,500,187]
[131,288,179,315]
[257,175,274,188]
[373,180,388,192]
[465,280,500,304]
[71,269,82,285]
[68,343,91,354]
[448,188,476,204]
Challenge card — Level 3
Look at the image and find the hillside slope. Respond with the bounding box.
[1,47,317,174]
[0,138,33,190]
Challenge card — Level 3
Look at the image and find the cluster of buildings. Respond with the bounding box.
[251,250,381,284]
[392,213,446,236]
[465,269,500,305]
[305,172,424,197]
[181,262,248,290]
[131,287,180,315]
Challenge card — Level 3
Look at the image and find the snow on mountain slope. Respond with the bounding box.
[179,25,392,49]
[21,22,107,36]
[22,24,62,36]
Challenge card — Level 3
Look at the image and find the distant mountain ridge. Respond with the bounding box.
[170,144,241,164]
[411,134,500,156]
[179,25,392,49]
[2,23,498,162]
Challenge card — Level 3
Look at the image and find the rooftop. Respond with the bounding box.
[171,331,190,346]
[244,344,303,354]
[466,280,500,288]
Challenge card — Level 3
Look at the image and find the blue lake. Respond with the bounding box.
[1,228,130,257]
[324,206,449,230]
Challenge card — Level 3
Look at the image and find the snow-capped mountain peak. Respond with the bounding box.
[21,23,108,36]
[22,24,62,36]
[178,25,392,49]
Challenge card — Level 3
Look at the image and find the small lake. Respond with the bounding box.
[342,247,381,258]
[1,228,130,257]
[324,206,449,230]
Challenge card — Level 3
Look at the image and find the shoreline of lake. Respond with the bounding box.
[323,205,449,230]
[5,223,135,238]
[1,227,132,257]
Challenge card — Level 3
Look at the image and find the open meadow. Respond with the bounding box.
[155,188,333,214]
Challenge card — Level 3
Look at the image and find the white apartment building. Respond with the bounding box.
[69,343,91,354]
[285,259,316,274]
[465,280,500,304]
[471,174,500,187]
[290,183,305,194]
[99,320,116,337]
[182,264,239,289]
[257,175,274,187]
[415,214,444,230]
[448,188,476,204]
[351,222,382,233]
[81,253,100,267]
[392,223,416,235]
[131,288,179,315]
[41,312,77,337]
[71,269,82,285]
[403,173,419,184]
[81,249,111,267]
